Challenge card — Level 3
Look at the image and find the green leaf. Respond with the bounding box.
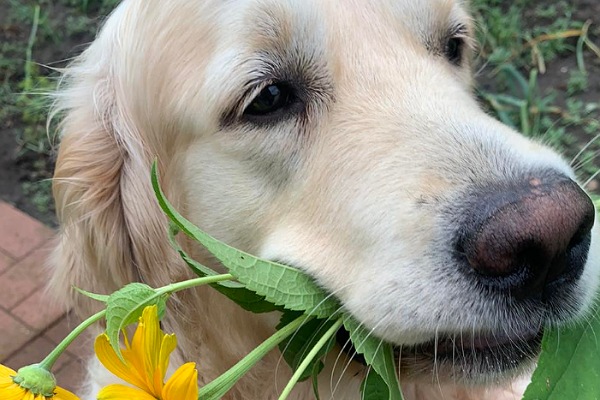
[105,282,167,360]
[343,315,403,400]
[361,368,390,400]
[278,311,337,382]
[278,318,344,399]
[167,224,230,282]
[73,286,109,303]
[168,225,278,313]
[152,162,340,319]
[522,307,600,400]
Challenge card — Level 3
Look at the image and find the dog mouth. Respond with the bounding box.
[337,326,543,381]
[397,326,544,381]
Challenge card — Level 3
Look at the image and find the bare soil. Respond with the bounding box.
[534,1,600,114]
[0,2,100,226]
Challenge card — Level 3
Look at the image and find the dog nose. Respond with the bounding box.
[457,175,595,298]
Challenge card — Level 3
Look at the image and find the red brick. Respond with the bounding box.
[0,202,53,259]
[0,308,36,360]
[0,246,53,309]
[54,359,88,394]
[3,335,72,372]
[11,289,66,331]
[45,314,94,360]
[0,250,14,274]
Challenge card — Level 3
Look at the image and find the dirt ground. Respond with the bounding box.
[1,1,599,226]
[534,1,600,125]
[0,1,97,226]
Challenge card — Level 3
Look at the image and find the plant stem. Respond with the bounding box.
[38,275,233,372]
[157,274,235,295]
[24,5,40,91]
[39,309,106,370]
[199,315,311,400]
[278,318,344,400]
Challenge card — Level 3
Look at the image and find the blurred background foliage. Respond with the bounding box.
[0,0,599,224]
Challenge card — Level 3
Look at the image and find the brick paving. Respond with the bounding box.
[0,201,89,394]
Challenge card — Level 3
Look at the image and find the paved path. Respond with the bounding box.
[0,201,88,393]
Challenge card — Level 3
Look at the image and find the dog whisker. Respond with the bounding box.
[571,132,600,167]
[274,281,357,396]
[583,167,600,187]
[330,316,390,399]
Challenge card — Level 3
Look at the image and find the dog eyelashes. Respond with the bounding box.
[235,80,305,126]
[244,82,297,116]
[444,37,464,65]
[444,23,469,66]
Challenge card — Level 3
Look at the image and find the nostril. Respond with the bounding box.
[546,219,593,287]
[545,185,595,286]
[456,174,595,298]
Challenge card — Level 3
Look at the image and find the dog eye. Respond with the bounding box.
[244,83,295,116]
[444,37,464,65]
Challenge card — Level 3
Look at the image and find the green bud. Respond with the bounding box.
[12,364,57,397]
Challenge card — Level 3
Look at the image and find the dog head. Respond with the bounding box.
[52,0,599,387]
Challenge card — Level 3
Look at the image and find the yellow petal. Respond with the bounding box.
[120,326,153,393]
[0,385,27,400]
[54,386,81,400]
[93,306,185,400]
[122,346,148,390]
[129,316,154,393]
[157,334,177,387]
[0,364,17,375]
[0,365,26,400]
[94,334,148,390]
[141,306,163,377]
[129,316,146,363]
[0,364,17,382]
[133,306,164,396]
[162,363,198,400]
[97,384,157,400]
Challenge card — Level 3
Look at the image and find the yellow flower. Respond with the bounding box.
[0,363,79,400]
[95,306,198,400]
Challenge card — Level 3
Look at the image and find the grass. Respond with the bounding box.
[0,0,599,217]
[471,0,600,188]
[0,0,118,218]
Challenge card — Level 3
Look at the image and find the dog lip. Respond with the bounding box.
[416,327,543,355]
[337,326,543,370]
[394,328,544,381]
[400,326,544,366]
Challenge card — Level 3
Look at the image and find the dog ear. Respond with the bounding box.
[49,32,181,316]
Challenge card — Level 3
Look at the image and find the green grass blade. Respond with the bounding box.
[499,64,529,96]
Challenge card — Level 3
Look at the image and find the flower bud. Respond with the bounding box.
[12,364,57,397]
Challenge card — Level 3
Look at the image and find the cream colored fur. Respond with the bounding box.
[49,0,600,399]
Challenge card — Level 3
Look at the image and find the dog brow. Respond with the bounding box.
[219,6,334,126]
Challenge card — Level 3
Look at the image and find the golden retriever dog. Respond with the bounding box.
[49,0,599,399]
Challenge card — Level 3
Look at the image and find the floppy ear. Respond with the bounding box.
[49,26,182,316]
